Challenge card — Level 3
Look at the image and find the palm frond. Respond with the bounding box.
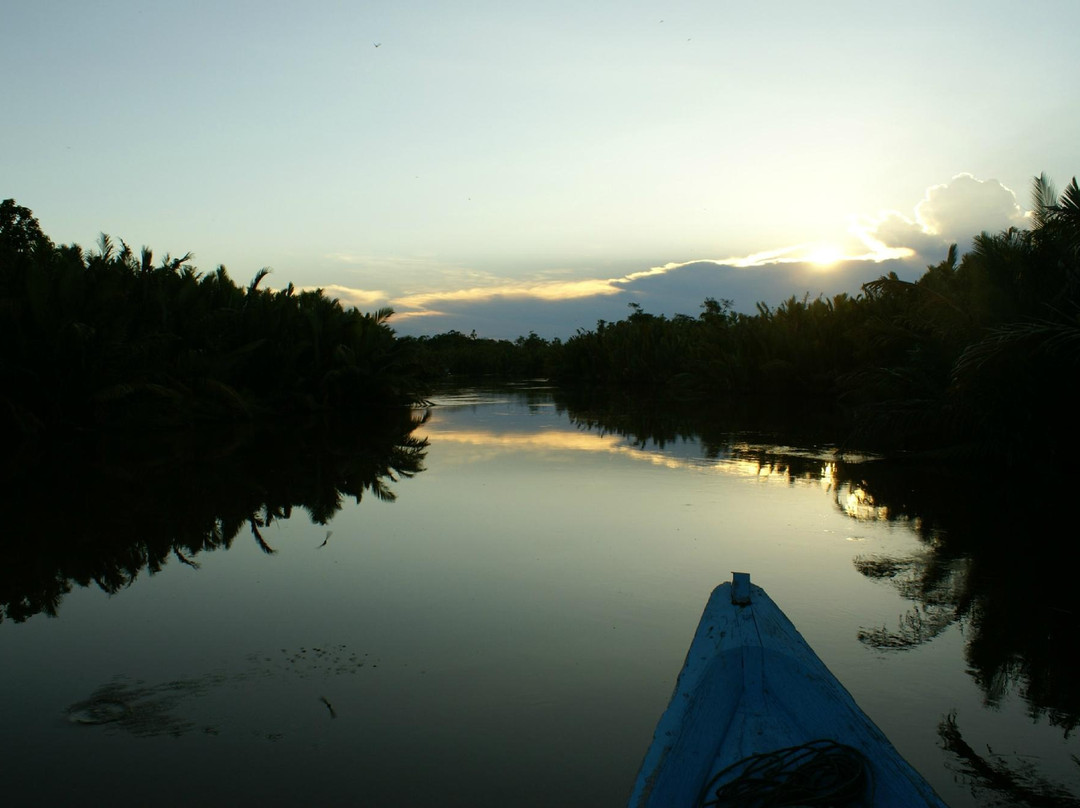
[97,232,114,260]
[371,306,395,325]
[247,267,271,296]
[91,382,184,403]
[953,315,1080,382]
[1031,172,1058,231]
[1058,177,1080,217]
[250,520,276,555]
[118,238,134,265]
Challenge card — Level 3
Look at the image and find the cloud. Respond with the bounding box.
[611,259,922,316]
[325,252,493,291]
[853,173,1027,260]
[647,239,909,276]
[851,211,942,258]
[393,277,624,311]
[299,284,388,309]
[915,173,1026,241]
[389,236,911,329]
[387,256,926,339]
[327,173,1032,339]
[381,215,944,338]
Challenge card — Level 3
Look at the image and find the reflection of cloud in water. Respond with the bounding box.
[424,428,624,453]
[425,426,902,528]
[422,427,868,486]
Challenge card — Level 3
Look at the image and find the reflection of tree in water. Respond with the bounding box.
[854,553,972,651]
[843,463,1080,737]
[554,386,843,454]
[842,463,1080,805]
[555,389,1080,802]
[0,409,427,623]
[938,711,1080,808]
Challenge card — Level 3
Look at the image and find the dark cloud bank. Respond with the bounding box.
[385,174,1032,339]
[391,255,930,341]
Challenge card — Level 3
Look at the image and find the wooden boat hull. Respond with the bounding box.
[628,574,948,807]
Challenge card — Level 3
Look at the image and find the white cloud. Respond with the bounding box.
[324,173,1035,337]
[915,174,1026,241]
[851,210,943,258]
[298,284,388,310]
[850,174,1028,262]
[324,253,491,291]
[392,277,624,312]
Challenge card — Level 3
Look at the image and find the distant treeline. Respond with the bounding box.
[1,199,426,447]
[401,329,559,379]
[5,173,1078,461]
[413,174,1080,461]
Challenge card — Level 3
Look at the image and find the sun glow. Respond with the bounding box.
[805,244,845,267]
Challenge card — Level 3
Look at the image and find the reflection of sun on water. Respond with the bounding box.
[842,485,890,520]
[425,428,855,483]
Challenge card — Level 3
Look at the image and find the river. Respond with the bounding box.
[1,384,1077,806]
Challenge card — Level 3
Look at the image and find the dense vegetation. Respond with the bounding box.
[0,200,426,451]
[401,329,559,379]
[417,174,1080,461]
[557,176,1079,458]
[5,173,1077,462]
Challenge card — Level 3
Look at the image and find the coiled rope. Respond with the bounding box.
[698,739,873,807]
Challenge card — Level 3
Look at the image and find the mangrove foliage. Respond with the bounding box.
[6,171,1077,464]
[550,174,1079,461]
[1,199,426,449]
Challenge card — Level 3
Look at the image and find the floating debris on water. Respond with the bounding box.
[65,678,210,737]
[66,644,378,738]
[319,695,337,718]
[67,696,131,725]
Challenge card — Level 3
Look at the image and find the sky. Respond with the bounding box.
[3,1,1078,339]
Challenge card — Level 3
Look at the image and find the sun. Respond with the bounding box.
[805,244,845,267]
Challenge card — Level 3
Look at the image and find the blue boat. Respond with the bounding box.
[628,573,949,807]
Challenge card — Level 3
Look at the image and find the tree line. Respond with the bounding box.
[5,172,1077,461]
[1,199,426,450]
[415,174,1080,461]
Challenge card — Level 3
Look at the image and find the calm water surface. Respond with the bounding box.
[2,386,1077,806]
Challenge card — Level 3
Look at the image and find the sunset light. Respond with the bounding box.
[2,4,1076,805]
[2,2,1074,343]
[805,244,846,267]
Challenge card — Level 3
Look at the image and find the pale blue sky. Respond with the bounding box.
[3,1,1078,337]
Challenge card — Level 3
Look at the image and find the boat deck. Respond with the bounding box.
[629,574,948,807]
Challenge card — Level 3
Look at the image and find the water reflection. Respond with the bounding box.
[854,554,969,651]
[0,409,427,623]
[555,389,1078,721]
[939,711,1080,808]
[552,386,1080,804]
[3,385,1076,806]
[552,385,845,454]
[844,463,1079,737]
